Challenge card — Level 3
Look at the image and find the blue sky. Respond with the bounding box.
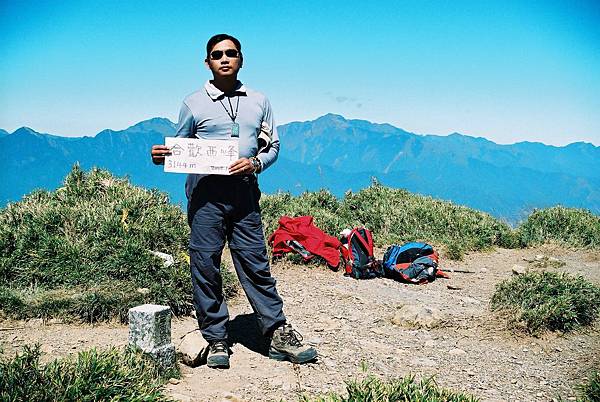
[1,0,599,146]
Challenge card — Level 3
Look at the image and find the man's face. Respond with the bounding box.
[205,39,242,78]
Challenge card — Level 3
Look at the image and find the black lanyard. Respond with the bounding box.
[218,95,240,123]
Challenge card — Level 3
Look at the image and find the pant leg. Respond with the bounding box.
[230,247,286,336]
[228,175,286,336]
[189,248,229,342]
[187,176,230,342]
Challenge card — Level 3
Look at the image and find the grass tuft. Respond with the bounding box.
[491,271,600,335]
[518,206,600,248]
[0,344,176,401]
[2,166,599,322]
[577,370,600,402]
[261,182,517,260]
[300,374,479,402]
[0,165,237,322]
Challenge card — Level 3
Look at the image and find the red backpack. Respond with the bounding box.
[340,227,383,279]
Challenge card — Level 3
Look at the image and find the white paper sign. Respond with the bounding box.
[163,137,239,175]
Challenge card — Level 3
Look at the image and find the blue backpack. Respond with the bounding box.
[382,242,448,283]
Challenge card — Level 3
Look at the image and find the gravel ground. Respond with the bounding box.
[1,245,598,402]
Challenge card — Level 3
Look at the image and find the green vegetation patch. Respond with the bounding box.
[0,344,176,401]
[576,370,600,402]
[0,166,236,322]
[261,181,517,259]
[518,206,600,248]
[339,184,517,258]
[300,374,479,402]
[261,189,347,241]
[0,284,149,323]
[491,271,600,335]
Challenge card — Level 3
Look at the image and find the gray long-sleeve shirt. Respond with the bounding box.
[175,80,280,198]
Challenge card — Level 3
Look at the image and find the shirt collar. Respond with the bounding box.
[204,80,247,100]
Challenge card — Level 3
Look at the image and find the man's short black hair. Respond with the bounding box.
[206,34,242,59]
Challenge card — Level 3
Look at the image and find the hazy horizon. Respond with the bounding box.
[3,113,598,148]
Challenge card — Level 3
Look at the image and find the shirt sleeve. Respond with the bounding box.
[256,97,280,172]
[174,102,195,138]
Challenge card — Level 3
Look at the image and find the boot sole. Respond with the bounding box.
[207,355,230,369]
[268,348,317,364]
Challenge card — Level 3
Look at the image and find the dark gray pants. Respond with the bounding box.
[187,175,286,342]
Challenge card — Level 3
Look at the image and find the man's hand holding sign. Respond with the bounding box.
[151,139,257,175]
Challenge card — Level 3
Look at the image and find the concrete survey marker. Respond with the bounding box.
[128,304,176,368]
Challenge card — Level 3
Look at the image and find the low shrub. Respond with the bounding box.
[300,374,479,402]
[260,189,347,240]
[3,166,598,324]
[261,184,600,258]
[518,206,600,248]
[0,344,176,401]
[339,183,517,257]
[577,370,600,402]
[260,182,517,260]
[490,271,600,335]
[0,165,236,322]
[0,283,147,322]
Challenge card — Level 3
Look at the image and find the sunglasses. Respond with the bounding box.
[209,49,240,60]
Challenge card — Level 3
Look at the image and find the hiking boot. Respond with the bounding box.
[269,323,317,364]
[206,340,229,369]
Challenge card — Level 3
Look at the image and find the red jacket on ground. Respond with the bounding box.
[268,216,342,268]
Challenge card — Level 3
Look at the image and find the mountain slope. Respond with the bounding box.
[2,115,598,222]
[279,114,600,179]
[1,119,187,207]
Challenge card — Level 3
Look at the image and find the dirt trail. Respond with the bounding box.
[1,246,599,402]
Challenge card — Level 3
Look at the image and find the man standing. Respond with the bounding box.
[151,34,317,369]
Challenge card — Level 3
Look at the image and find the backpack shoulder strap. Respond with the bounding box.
[362,228,374,255]
[350,228,372,254]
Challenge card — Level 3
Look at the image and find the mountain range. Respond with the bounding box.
[2,114,599,223]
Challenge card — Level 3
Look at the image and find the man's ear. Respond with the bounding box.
[239,56,243,68]
[204,59,210,70]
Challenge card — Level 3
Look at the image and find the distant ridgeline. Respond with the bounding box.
[2,114,599,223]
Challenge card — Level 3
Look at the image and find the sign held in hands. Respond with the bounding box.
[164,137,239,175]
